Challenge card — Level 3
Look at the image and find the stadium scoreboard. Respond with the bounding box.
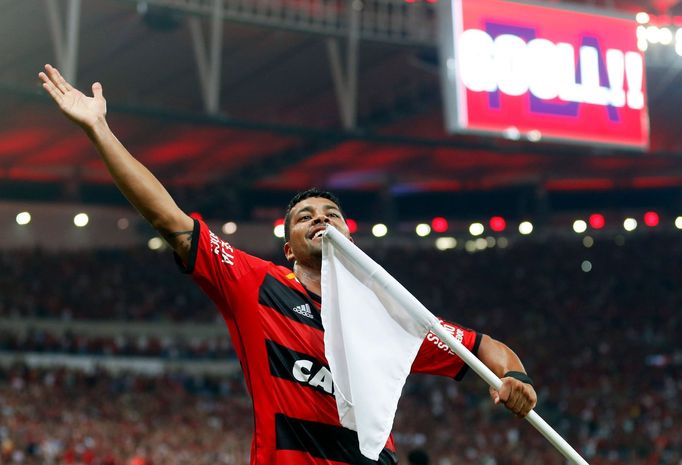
[438,0,650,149]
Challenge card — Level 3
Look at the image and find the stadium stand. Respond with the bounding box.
[0,232,679,465]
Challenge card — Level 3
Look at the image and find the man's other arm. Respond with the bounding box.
[39,64,194,262]
[477,334,538,418]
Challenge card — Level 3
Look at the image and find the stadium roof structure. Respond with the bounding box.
[1,0,682,220]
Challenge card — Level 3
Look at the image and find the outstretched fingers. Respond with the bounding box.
[45,64,73,93]
[91,82,103,99]
[39,71,64,105]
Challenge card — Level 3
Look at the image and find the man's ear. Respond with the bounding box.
[283,241,295,262]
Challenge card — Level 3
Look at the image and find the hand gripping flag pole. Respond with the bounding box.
[322,225,590,465]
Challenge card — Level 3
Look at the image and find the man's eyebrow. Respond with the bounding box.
[295,204,340,215]
[295,206,314,215]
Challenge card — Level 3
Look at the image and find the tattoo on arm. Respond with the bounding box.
[159,229,194,251]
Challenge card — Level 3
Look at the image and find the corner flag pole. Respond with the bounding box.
[323,225,590,465]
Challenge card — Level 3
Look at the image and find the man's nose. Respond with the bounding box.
[312,213,330,224]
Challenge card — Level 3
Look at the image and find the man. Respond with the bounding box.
[39,64,537,465]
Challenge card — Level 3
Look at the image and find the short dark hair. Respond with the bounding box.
[284,188,344,241]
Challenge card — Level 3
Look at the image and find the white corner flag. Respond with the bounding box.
[320,225,591,465]
[321,226,438,460]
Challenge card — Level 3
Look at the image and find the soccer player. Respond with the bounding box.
[39,64,537,465]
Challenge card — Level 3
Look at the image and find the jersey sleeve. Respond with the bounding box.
[410,319,482,381]
[174,219,268,312]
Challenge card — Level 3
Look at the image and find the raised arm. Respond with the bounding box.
[39,64,194,262]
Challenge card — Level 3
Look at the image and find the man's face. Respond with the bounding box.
[284,196,350,266]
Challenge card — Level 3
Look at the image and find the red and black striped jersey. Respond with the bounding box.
[177,219,482,465]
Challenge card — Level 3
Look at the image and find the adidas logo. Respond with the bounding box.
[292,303,314,319]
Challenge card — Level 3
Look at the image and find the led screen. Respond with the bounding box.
[438,0,649,148]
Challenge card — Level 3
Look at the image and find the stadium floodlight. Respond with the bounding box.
[415,223,431,237]
[435,237,457,251]
[222,221,238,235]
[636,12,650,24]
[660,27,673,45]
[469,222,484,236]
[74,213,89,227]
[527,130,542,142]
[372,223,388,238]
[147,237,164,250]
[519,221,534,235]
[16,211,31,225]
[273,218,285,238]
[644,211,659,227]
[646,26,661,44]
[588,214,605,230]
[623,217,638,231]
[489,216,506,232]
[572,220,587,234]
[431,217,449,233]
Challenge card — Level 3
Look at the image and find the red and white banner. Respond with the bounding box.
[439,0,649,148]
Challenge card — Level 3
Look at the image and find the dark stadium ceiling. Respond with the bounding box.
[1,0,682,219]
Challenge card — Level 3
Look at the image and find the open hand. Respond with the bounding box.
[38,64,106,129]
[489,377,537,418]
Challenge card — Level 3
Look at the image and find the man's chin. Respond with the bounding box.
[310,244,324,261]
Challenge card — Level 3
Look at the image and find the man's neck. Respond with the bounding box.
[293,261,322,296]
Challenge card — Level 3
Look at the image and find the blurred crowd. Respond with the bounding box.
[0,249,213,322]
[0,366,251,465]
[0,330,235,360]
[0,231,680,465]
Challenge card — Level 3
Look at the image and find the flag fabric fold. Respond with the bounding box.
[320,226,593,465]
[321,229,432,460]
